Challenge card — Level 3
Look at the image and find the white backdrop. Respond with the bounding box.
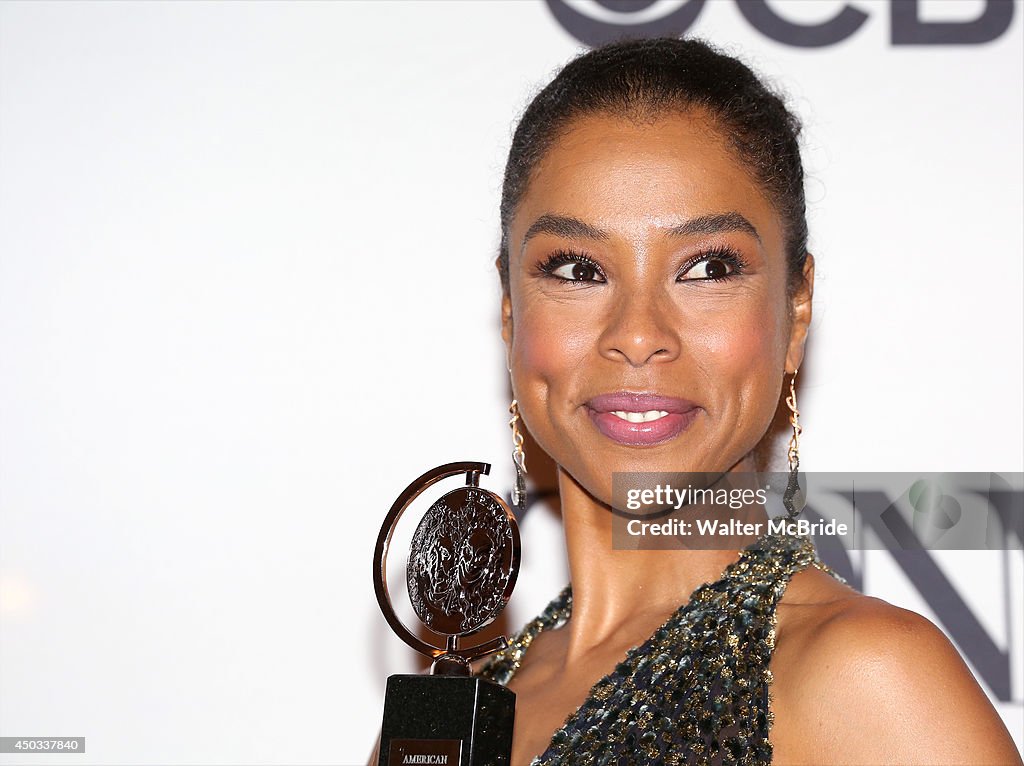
[0,1,1021,764]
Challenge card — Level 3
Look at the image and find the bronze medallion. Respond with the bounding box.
[407,486,517,636]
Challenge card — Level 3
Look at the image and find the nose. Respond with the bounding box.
[598,286,681,367]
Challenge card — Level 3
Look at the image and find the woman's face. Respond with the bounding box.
[501,110,813,506]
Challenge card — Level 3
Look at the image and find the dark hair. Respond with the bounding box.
[497,37,809,298]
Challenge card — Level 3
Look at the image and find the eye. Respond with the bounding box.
[677,247,747,282]
[552,262,603,282]
[537,249,607,284]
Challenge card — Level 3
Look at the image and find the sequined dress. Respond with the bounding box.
[477,532,845,766]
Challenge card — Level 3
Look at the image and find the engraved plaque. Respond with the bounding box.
[388,738,462,766]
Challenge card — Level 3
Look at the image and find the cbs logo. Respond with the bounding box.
[546,0,1015,48]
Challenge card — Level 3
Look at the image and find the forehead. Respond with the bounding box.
[512,111,781,251]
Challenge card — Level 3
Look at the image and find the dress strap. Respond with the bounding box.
[724,532,842,597]
[479,585,571,686]
[715,532,846,735]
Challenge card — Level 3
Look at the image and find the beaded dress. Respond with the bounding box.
[477,532,845,766]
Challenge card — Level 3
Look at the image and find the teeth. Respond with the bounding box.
[611,410,669,423]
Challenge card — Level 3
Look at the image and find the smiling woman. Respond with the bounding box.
[468,36,1021,766]
[501,108,796,489]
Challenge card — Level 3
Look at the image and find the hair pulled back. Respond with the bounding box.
[498,37,809,297]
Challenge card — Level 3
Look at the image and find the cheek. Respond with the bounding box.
[692,296,788,413]
[699,311,782,369]
[510,297,594,385]
[507,294,599,457]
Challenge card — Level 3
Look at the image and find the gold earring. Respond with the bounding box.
[786,368,801,473]
[509,399,527,513]
[783,368,805,519]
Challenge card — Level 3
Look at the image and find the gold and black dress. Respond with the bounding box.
[478,532,845,766]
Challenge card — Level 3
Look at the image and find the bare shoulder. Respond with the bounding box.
[769,566,1022,766]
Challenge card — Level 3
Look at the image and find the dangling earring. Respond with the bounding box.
[783,368,805,519]
[508,399,527,515]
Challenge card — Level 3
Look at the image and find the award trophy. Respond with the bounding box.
[373,461,521,766]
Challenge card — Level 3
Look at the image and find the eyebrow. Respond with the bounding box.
[520,211,761,255]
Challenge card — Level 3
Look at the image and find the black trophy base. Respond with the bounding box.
[378,673,515,766]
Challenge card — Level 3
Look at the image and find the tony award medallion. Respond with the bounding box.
[373,461,521,766]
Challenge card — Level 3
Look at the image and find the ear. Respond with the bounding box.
[784,253,814,374]
[501,293,513,344]
[496,256,514,361]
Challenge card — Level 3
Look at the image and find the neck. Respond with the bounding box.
[555,464,760,661]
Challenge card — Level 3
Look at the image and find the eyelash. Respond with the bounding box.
[536,246,748,285]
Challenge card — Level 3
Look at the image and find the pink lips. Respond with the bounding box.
[586,392,700,446]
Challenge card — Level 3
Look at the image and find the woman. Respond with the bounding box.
[472,37,1021,766]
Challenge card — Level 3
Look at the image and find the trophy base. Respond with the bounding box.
[378,674,515,766]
